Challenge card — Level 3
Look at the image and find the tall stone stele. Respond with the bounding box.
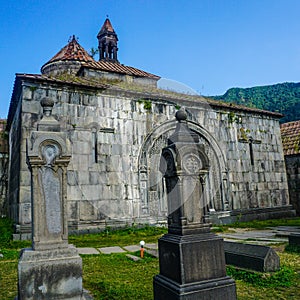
[153,110,237,300]
[17,98,84,299]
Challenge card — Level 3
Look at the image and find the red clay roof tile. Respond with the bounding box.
[45,35,94,64]
[98,18,115,34]
[42,35,159,79]
[280,120,300,156]
[81,60,160,79]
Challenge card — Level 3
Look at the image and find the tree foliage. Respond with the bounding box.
[212,82,300,123]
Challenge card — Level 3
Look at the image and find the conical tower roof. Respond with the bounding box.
[41,35,95,75]
[97,18,116,36]
[45,35,94,64]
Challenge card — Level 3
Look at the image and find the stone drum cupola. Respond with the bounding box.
[97,17,119,62]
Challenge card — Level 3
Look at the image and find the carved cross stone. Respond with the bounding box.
[159,110,210,235]
[17,99,84,300]
[154,110,237,300]
[27,134,71,250]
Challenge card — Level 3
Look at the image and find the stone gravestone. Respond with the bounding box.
[17,98,84,299]
[288,233,300,247]
[153,110,237,300]
[224,241,280,272]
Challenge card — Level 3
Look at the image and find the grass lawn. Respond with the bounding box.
[1,218,300,299]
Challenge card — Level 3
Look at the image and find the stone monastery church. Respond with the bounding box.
[7,18,295,236]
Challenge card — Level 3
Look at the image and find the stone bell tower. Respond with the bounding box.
[153,110,237,300]
[97,17,119,62]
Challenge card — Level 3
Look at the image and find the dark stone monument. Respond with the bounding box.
[224,241,280,272]
[17,98,86,299]
[153,110,236,300]
[288,233,300,247]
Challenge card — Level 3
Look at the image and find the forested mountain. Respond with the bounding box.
[212,82,300,123]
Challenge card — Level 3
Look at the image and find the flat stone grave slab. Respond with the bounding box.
[219,229,288,245]
[77,247,99,255]
[99,246,126,254]
[126,254,141,261]
[145,249,159,258]
[240,240,285,246]
[269,226,300,237]
[219,229,276,239]
[123,245,141,252]
[224,241,280,272]
[144,243,158,249]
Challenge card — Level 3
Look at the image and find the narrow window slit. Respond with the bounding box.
[92,131,98,163]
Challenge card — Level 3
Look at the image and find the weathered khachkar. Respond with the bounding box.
[17,98,84,299]
[153,110,237,299]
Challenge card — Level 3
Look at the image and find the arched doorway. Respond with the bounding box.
[138,119,230,222]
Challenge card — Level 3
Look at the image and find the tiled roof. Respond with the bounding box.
[41,35,159,79]
[82,60,160,79]
[98,18,115,34]
[44,35,94,64]
[7,73,282,131]
[281,120,300,156]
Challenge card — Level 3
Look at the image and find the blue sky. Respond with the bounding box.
[1,0,300,118]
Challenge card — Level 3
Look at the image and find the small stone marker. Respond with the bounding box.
[224,241,280,272]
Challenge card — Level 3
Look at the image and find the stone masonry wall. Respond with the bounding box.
[9,81,290,230]
[285,156,300,215]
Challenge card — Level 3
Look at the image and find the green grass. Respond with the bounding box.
[215,217,300,231]
[285,244,300,254]
[226,265,295,288]
[69,225,167,248]
[1,217,300,299]
[82,254,158,299]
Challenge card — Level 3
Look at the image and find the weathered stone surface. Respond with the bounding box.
[154,113,237,299]
[77,247,99,255]
[154,275,236,300]
[99,246,126,254]
[123,245,141,252]
[18,247,83,300]
[145,243,158,250]
[17,114,86,300]
[145,249,159,258]
[224,241,280,272]
[126,254,141,261]
[27,131,71,250]
[285,156,300,215]
[154,233,237,299]
[158,234,227,283]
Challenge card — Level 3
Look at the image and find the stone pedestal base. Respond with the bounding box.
[154,274,236,300]
[153,232,237,300]
[17,246,83,300]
